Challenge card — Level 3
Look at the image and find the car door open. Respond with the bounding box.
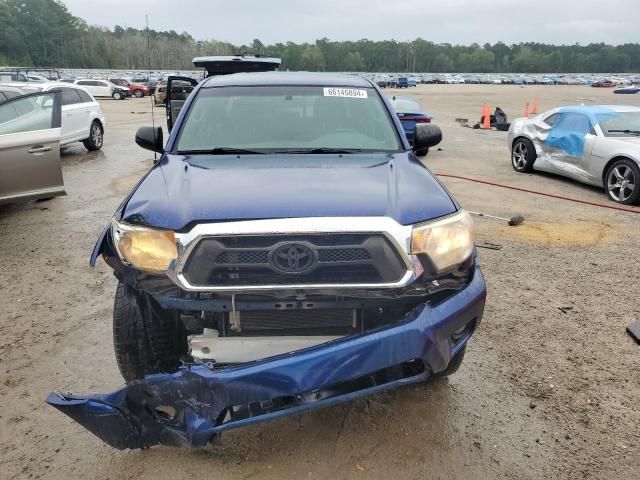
[0,91,65,204]
[166,76,198,132]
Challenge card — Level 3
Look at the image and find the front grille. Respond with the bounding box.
[216,251,269,264]
[182,233,406,288]
[317,248,371,263]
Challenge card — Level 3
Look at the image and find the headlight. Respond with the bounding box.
[112,220,178,273]
[411,210,474,273]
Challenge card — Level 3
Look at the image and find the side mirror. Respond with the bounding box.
[135,126,164,153]
[413,124,442,151]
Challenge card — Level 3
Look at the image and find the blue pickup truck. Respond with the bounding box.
[48,69,486,450]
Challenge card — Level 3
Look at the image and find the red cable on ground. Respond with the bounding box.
[436,173,640,215]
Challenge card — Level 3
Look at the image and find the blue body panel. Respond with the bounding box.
[545,106,618,157]
[47,266,486,450]
[120,153,456,230]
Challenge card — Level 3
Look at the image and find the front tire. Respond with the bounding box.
[605,159,640,205]
[112,91,122,100]
[82,121,103,151]
[511,137,536,173]
[113,282,185,382]
[134,89,144,98]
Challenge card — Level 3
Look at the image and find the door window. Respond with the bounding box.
[543,113,562,126]
[545,113,592,157]
[0,92,58,135]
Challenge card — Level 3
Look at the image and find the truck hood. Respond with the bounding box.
[120,153,457,230]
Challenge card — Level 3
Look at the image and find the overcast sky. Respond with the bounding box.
[61,0,638,45]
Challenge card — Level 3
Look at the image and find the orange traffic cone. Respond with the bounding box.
[482,104,491,129]
[524,101,530,117]
[531,97,538,114]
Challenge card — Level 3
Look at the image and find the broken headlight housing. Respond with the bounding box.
[411,210,474,274]
[111,219,178,274]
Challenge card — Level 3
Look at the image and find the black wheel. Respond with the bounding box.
[415,147,429,157]
[112,91,122,100]
[82,121,103,151]
[605,159,640,205]
[134,89,144,98]
[433,345,467,379]
[511,137,536,173]
[113,282,185,382]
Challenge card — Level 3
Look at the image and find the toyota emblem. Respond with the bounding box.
[271,243,315,273]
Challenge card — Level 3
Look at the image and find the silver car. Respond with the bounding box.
[0,91,65,205]
[508,105,640,205]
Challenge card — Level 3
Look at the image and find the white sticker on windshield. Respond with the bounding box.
[323,87,368,99]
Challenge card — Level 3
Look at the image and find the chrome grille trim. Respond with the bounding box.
[166,217,417,292]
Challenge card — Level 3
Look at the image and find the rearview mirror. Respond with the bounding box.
[413,124,442,151]
[135,126,164,153]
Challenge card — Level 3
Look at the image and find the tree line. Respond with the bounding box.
[2,0,640,74]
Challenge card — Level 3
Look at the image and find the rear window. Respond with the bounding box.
[389,97,422,114]
[76,89,93,103]
[176,86,401,153]
[60,87,82,105]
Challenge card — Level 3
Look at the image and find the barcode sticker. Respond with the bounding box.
[323,88,368,99]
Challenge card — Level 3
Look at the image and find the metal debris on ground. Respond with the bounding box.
[476,242,503,250]
[626,320,640,344]
[468,211,525,227]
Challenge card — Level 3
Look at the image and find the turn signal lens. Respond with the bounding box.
[112,221,178,273]
[411,210,474,273]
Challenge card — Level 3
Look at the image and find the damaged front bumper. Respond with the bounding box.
[47,266,485,450]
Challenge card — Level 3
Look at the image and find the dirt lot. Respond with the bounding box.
[1,84,639,480]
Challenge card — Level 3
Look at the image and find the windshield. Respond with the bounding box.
[599,112,640,136]
[175,86,401,153]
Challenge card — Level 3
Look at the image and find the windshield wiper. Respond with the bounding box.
[607,129,640,136]
[178,147,265,155]
[277,147,363,154]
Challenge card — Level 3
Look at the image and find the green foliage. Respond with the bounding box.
[1,0,640,73]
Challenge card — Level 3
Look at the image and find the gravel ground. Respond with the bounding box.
[0,84,638,480]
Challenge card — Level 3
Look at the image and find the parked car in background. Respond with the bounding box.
[389,95,435,155]
[0,67,62,82]
[153,81,167,105]
[0,91,66,204]
[408,78,417,87]
[397,77,409,88]
[48,72,482,450]
[591,80,615,88]
[26,75,51,83]
[74,79,130,100]
[108,78,149,98]
[36,83,106,150]
[509,105,640,204]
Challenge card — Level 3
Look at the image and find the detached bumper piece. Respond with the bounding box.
[47,267,486,450]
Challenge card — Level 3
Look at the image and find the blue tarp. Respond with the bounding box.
[545,106,618,157]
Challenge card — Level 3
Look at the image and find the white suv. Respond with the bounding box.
[13,82,107,150]
[74,79,130,100]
